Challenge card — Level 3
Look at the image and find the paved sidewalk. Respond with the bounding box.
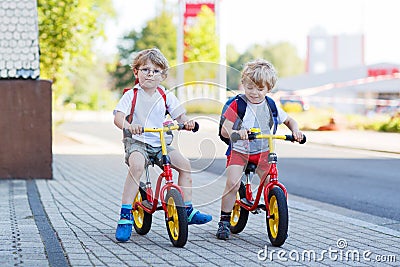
[2,154,399,266]
[1,115,400,266]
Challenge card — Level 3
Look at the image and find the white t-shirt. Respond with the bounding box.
[232,99,288,154]
[113,84,186,147]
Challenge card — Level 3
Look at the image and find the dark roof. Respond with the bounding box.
[0,0,40,79]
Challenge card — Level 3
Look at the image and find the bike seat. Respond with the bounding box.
[244,163,257,174]
[148,156,156,167]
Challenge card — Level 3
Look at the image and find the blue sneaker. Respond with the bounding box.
[216,221,230,240]
[186,205,212,225]
[115,208,133,242]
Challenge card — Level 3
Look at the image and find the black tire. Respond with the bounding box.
[266,186,288,247]
[132,182,152,235]
[230,182,249,234]
[165,189,188,247]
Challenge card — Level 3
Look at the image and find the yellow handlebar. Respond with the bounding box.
[230,129,306,153]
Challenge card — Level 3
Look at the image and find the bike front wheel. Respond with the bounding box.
[266,186,288,247]
[230,182,249,234]
[165,189,188,247]
[132,182,152,235]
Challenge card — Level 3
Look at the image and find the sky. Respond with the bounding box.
[101,0,400,65]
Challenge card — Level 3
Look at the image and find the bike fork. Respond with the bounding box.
[145,166,154,203]
[245,172,254,202]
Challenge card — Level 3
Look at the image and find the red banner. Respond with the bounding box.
[184,1,215,27]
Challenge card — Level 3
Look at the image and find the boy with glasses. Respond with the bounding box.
[113,48,212,242]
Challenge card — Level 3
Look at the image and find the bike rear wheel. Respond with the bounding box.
[165,189,188,247]
[230,182,249,234]
[266,186,288,247]
[132,182,152,235]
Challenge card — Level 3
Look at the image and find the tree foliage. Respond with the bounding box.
[111,5,223,92]
[112,11,177,91]
[37,0,115,108]
[226,42,305,90]
[184,6,219,62]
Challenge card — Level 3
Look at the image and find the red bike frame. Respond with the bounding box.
[132,125,186,216]
[234,133,290,218]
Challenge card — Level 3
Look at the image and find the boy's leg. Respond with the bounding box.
[122,151,146,204]
[168,149,192,201]
[116,151,146,242]
[217,165,243,240]
[168,149,212,225]
[255,151,270,185]
[220,165,244,212]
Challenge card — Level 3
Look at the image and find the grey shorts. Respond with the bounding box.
[123,137,174,168]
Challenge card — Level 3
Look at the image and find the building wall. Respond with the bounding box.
[0,80,52,179]
[307,33,364,74]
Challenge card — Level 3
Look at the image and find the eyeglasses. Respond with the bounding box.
[139,68,162,76]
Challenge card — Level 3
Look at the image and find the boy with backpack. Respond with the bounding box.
[113,48,212,242]
[216,59,303,240]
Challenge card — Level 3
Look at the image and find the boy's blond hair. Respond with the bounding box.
[131,48,169,78]
[241,59,277,92]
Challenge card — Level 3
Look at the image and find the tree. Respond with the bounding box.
[112,10,177,92]
[226,42,305,90]
[184,6,219,63]
[37,0,115,108]
[182,5,220,83]
[267,42,304,77]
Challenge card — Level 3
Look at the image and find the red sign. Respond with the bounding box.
[184,1,215,27]
[183,0,216,61]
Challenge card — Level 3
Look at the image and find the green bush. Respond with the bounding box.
[379,117,400,132]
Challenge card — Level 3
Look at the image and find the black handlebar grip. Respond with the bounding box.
[179,122,199,132]
[285,134,307,144]
[248,133,257,140]
[230,132,241,142]
[192,122,199,132]
[285,135,295,142]
[299,134,307,144]
[231,132,257,142]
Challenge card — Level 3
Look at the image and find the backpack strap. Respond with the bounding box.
[156,87,168,111]
[225,94,247,156]
[266,96,278,134]
[233,94,247,130]
[125,86,168,124]
[126,88,138,124]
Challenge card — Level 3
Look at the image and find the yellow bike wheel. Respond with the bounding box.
[266,187,288,247]
[230,182,249,234]
[132,182,152,235]
[165,189,188,247]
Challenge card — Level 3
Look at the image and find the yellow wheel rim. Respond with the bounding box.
[167,197,179,241]
[230,191,241,227]
[132,192,144,228]
[268,195,279,238]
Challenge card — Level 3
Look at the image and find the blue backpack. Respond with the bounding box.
[218,94,278,153]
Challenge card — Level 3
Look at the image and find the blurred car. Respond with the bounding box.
[279,95,309,111]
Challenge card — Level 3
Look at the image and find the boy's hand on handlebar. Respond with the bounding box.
[184,120,196,131]
[234,129,248,140]
[292,130,303,142]
[128,124,143,135]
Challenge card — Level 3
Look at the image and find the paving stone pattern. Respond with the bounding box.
[2,153,397,266]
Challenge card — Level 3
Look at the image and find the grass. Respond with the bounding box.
[286,107,399,133]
